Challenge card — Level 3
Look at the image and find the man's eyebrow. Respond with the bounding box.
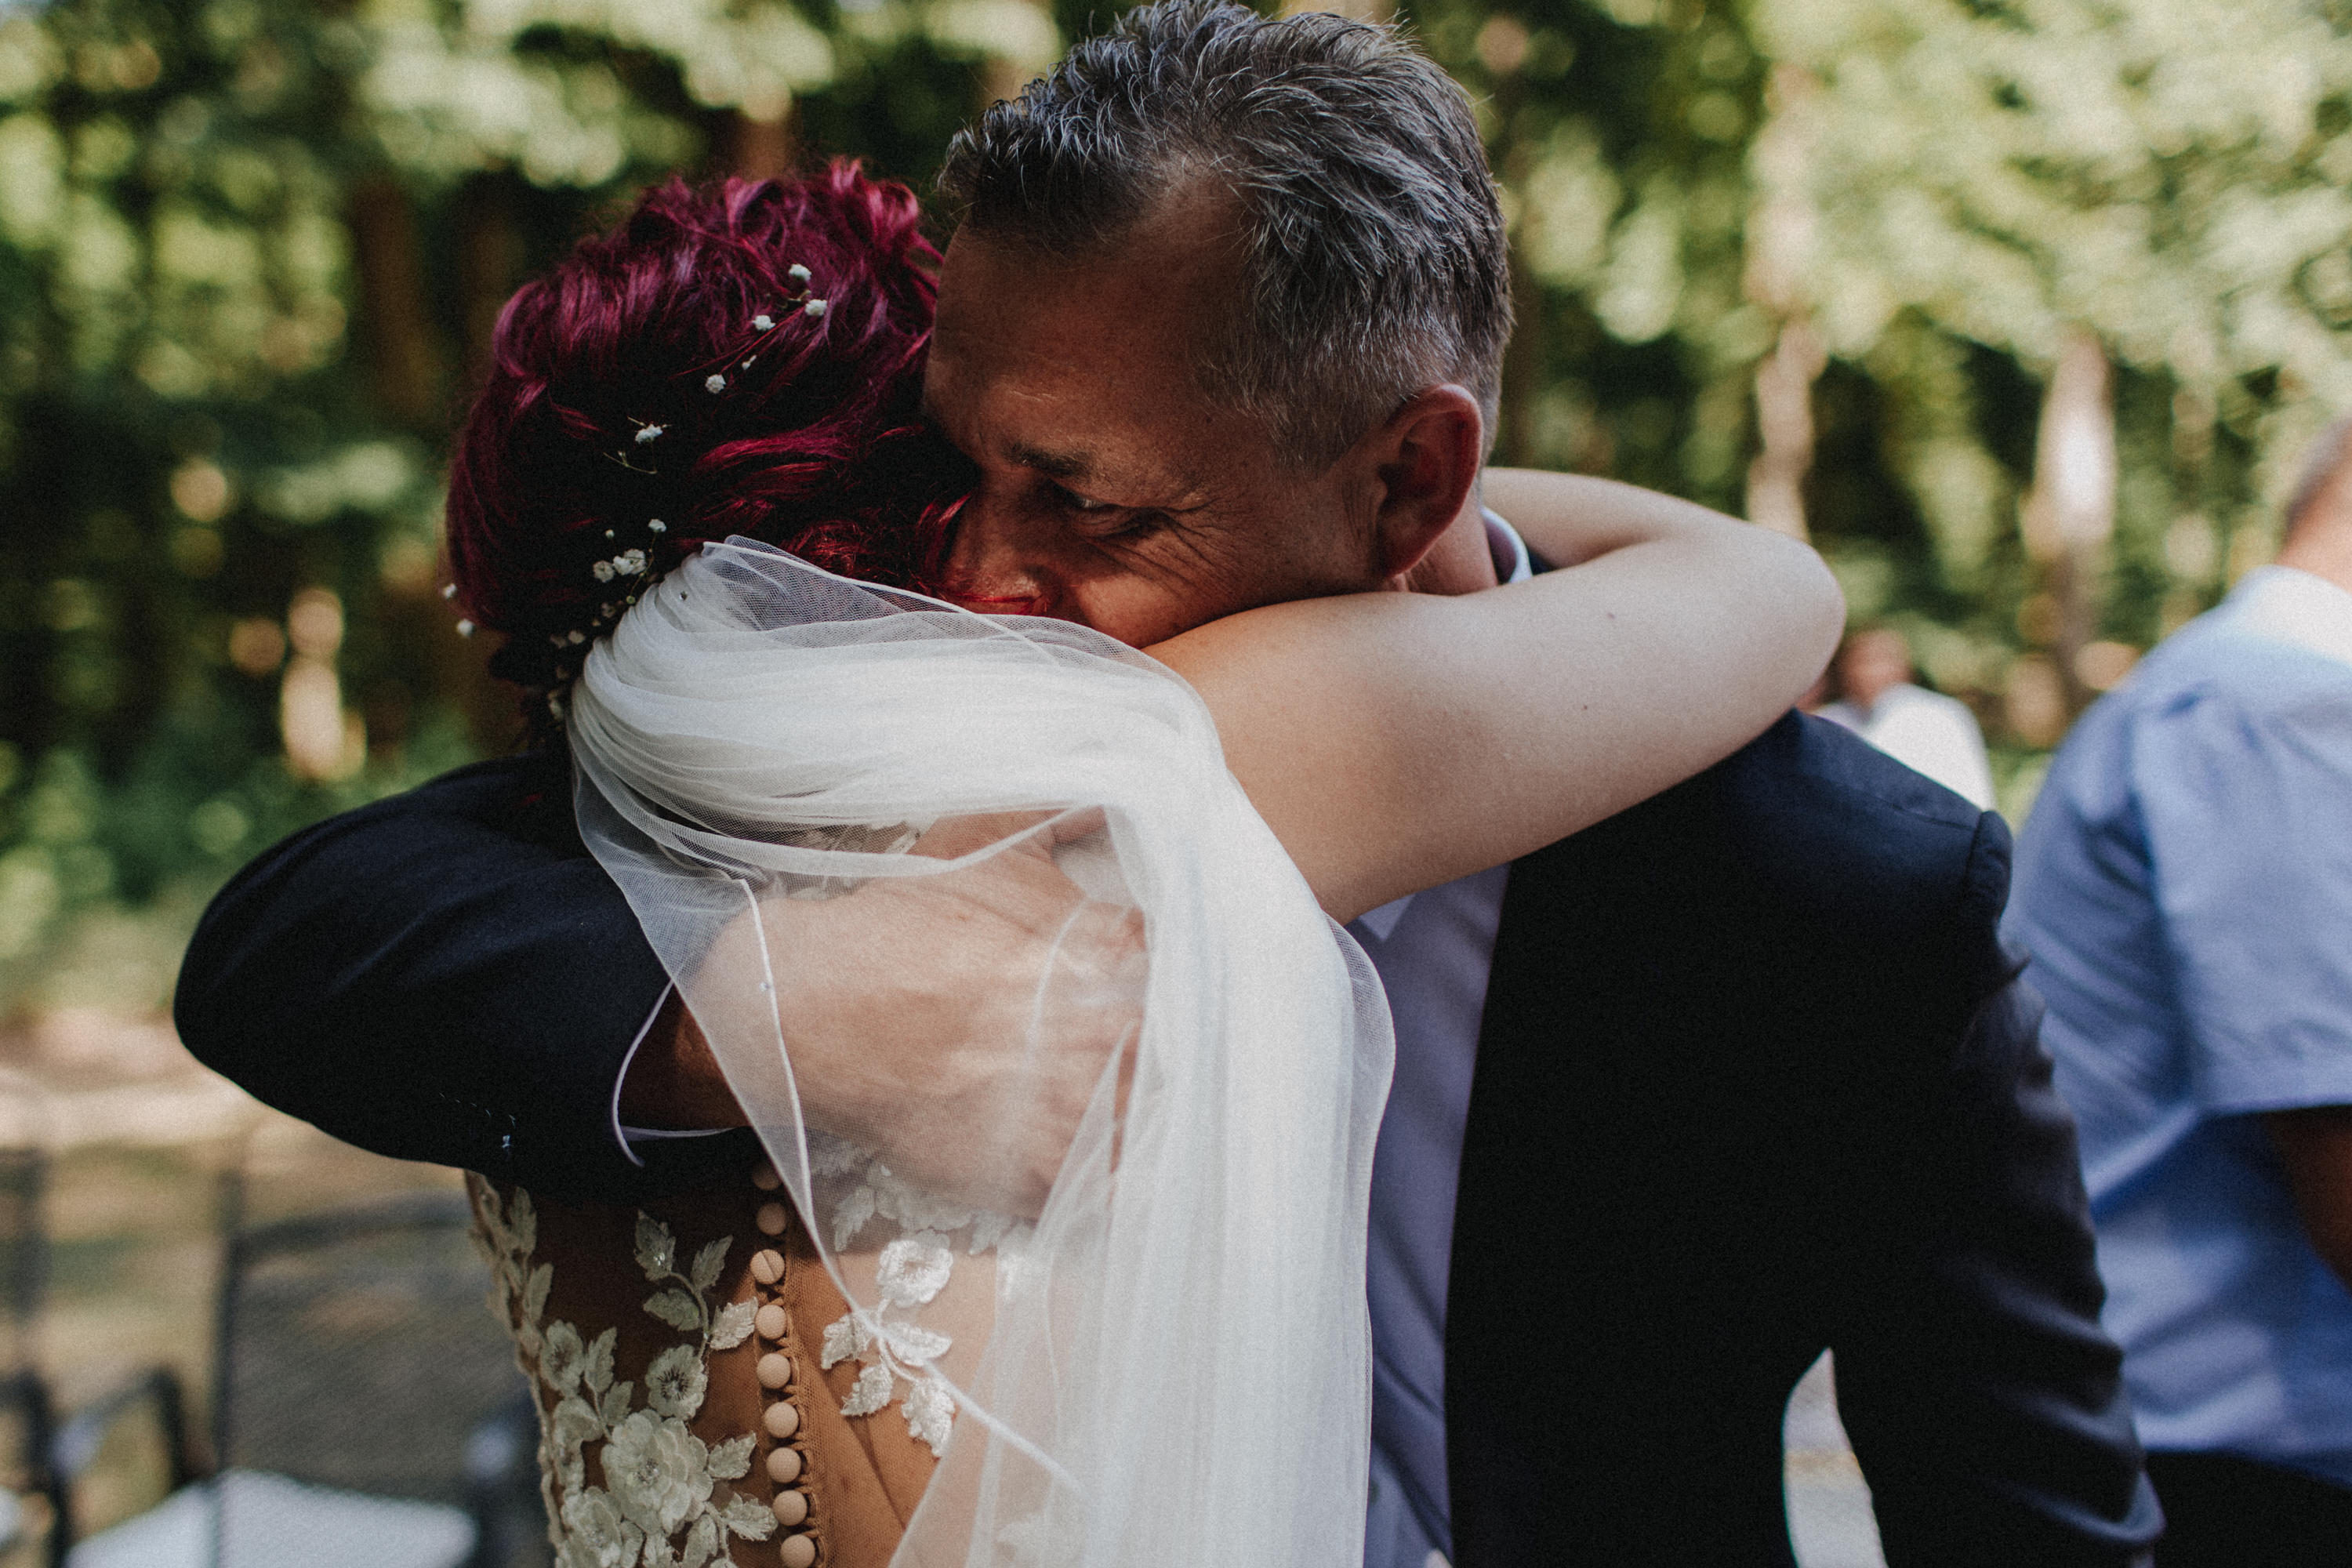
[1005,442,1093,481]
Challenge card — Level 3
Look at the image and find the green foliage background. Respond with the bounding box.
[2,0,2348,1012]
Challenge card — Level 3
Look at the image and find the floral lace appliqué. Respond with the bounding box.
[474,1181,772,1568]
[807,1134,1029,1459]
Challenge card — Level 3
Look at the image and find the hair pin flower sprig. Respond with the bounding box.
[558,262,835,695]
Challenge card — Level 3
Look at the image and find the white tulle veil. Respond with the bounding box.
[565,538,1392,1567]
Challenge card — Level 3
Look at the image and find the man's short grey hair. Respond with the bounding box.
[936,0,1512,469]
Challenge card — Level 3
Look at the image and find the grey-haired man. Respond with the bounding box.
[180,4,2160,1562]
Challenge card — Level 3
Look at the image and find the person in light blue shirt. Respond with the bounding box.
[2009,421,2352,1566]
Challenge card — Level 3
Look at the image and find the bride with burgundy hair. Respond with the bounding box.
[448,164,1836,1568]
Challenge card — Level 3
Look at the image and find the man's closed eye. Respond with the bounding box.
[1050,483,1114,514]
[1051,486,1174,543]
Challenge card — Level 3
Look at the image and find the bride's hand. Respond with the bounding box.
[784,813,1147,1217]
[666,810,1147,1219]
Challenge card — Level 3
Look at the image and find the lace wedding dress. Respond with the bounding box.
[478,539,1392,1568]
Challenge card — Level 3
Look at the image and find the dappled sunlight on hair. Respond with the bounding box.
[444,163,970,735]
[937,0,1509,466]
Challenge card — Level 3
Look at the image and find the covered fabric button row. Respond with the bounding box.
[748,1159,815,1568]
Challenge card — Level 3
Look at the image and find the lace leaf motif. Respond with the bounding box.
[633,1213,675,1279]
[709,1300,756,1351]
[840,1363,894,1419]
[819,1313,871,1370]
[707,1434,755,1483]
[690,1238,731,1294]
[644,1290,702,1334]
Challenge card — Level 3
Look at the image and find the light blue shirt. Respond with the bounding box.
[2007,565,2352,1484]
[1353,511,1530,1568]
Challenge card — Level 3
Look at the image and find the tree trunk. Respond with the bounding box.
[1745,317,1821,539]
[346,176,445,431]
[2022,329,2116,720]
[456,174,526,397]
[731,110,799,183]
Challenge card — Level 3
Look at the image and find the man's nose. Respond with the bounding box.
[945,492,1050,614]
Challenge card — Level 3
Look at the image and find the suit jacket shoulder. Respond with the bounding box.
[1641,710,2000,942]
[1536,711,2014,1025]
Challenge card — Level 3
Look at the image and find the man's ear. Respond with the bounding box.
[1361,385,1484,583]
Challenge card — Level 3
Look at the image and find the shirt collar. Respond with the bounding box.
[1483,507,1534,585]
[2227,566,2352,671]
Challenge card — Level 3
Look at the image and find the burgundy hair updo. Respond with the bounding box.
[444,162,965,734]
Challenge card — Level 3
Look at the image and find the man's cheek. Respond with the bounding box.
[1047,581,1144,644]
[1109,569,1258,644]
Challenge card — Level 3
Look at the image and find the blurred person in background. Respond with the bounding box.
[2009,418,2352,1565]
[1817,626,1998,811]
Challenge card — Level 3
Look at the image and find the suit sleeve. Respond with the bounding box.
[172,759,752,1203]
[1831,809,2163,1566]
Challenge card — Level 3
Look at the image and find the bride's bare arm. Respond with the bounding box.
[1148,471,1842,922]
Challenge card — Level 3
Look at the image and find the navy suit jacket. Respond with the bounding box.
[176,714,2161,1563]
